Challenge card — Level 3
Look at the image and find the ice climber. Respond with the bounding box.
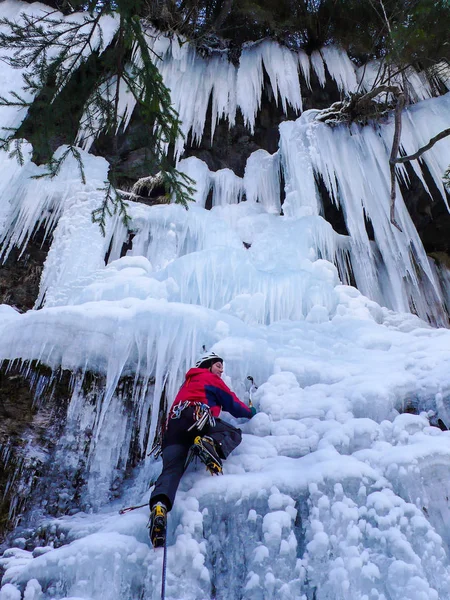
[148,352,256,547]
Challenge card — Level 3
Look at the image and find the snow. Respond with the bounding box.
[2,6,450,600]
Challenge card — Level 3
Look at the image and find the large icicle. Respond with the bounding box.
[356,61,436,102]
[321,46,358,92]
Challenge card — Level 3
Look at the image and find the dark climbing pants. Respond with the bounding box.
[150,406,242,510]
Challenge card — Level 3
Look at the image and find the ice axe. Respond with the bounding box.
[247,375,257,408]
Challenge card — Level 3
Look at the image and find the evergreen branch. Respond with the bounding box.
[0,10,108,102]
[91,181,130,236]
[9,139,25,166]
[112,16,125,154]
[0,132,17,152]
[0,92,31,107]
[52,11,106,96]
[31,145,86,183]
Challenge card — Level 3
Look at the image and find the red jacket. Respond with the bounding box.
[170,368,253,419]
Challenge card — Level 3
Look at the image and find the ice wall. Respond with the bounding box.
[179,93,450,325]
[1,5,450,600]
[2,143,450,599]
[279,94,450,324]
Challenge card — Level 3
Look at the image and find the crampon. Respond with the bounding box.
[148,502,167,548]
[193,435,223,475]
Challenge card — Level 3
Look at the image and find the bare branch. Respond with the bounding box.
[394,128,450,164]
[388,91,405,231]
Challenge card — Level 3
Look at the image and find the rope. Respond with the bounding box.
[161,528,168,600]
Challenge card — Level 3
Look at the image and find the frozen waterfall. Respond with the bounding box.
[2,2,450,600]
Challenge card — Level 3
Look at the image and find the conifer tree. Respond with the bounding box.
[0,0,195,233]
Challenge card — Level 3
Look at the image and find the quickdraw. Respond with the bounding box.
[170,400,215,431]
[187,402,215,431]
[148,439,163,460]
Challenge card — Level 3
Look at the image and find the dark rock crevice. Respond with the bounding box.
[0,363,72,544]
[0,228,51,312]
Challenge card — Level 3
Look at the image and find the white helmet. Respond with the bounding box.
[195,351,223,369]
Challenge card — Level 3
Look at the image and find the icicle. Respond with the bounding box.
[278,95,450,322]
[176,157,212,207]
[320,46,357,93]
[76,71,135,152]
[279,117,321,217]
[143,34,306,151]
[310,50,326,87]
[209,54,238,143]
[244,149,281,213]
[0,146,110,265]
[356,61,382,92]
[145,30,237,158]
[357,60,435,103]
[211,168,243,206]
[0,141,33,242]
[38,190,121,307]
[403,67,433,102]
[236,44,265,133]
[260,41,303,114]
[298,50,312,90]
[399,94,450,210]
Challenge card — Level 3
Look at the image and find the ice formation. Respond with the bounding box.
[142,26,447,158]
[1,2,450,600]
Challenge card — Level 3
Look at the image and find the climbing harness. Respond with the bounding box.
[169,400,216,430]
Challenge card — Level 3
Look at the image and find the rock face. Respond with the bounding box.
[0,229,50,312]
[0,365,72,543]
[0,232,56,541]
[401,165,450,257]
